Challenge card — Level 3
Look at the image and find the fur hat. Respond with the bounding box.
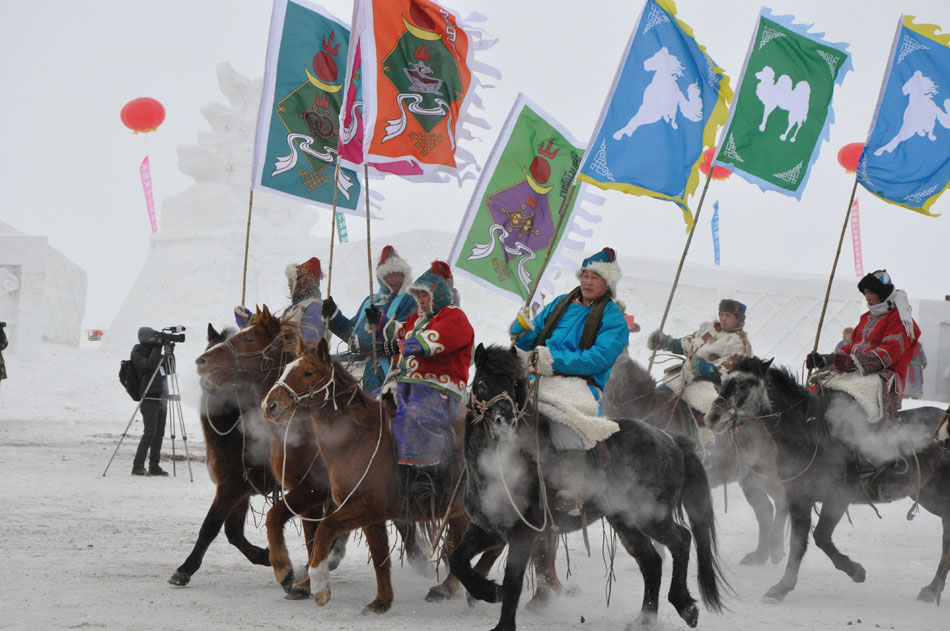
[576,247,621,296]
[857,269,894,301]
[287,257,322,300]
[376,245,412,293]
[408,261,455,315]
[719,298,747,327]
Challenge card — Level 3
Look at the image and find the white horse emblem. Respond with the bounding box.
[755,66,810,142]
[612,46,703,140]
[874,70,950,156]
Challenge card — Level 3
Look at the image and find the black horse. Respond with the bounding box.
[168,324,278,586]
[707,356,950,604]
[449,345,728,631]
[602,351,787,565]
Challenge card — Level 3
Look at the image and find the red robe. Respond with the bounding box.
[389,306,474,398]
[837,306,920,394]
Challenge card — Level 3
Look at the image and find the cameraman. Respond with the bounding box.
[0,322,7,387]
[130,327,169,476]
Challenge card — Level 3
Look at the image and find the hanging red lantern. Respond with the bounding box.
[837,142,865,173]
[120,97,166,133]
[699,147,732,180]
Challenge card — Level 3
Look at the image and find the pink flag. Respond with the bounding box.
[850,197,863,277]
[139,156,158,233]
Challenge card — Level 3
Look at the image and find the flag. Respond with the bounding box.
[577,0,732,229]
[711,201,720,265]
[449,95,590,304]
[858,16,950,216]
[250,0,362,213]
[139,156,158,233]
[355,0,497,179]
[850,197,863,277]
[714,8,852,199]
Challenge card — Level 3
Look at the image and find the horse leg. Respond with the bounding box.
[168,486,251,586]
[306,499,375,607]
[395,520,433,577]
[493,524,540,631]
[609,518,662,628]
[738,474,775,566]
[222,495,270,566]
[448,522,505,604]
[426,514,469,602]
[647,518,698,628]
[525,532,563,610]
[812,499,865,583]
[361,522,394,614]
[327,529,350,571]
[917,512,950,603]
[266,487,309,595]
[764,497,812,602]
[764,476,788,564]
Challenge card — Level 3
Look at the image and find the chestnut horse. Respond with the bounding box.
[261,337,511,611]
[193,307,428,600]
[168,324,278,587]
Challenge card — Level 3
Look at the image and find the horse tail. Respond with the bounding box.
[678,82,704,122]
[937,98,950,129]
[675,435,730,612]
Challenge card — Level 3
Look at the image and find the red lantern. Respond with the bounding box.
[699,147,732,180]
[837,142,865,173]
[120,97,166,133]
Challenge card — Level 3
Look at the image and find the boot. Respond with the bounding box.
[131,466,148,476]
[554,449,586,516]
[149,464,169,477]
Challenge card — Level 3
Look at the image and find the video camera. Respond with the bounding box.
[159,325,186,345]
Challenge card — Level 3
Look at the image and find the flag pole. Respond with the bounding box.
[807,176,859,381]
[326,161,342,298]
[240,190,255,305]
[364,163,375,301]
[521,181,580,310]
[646,171,714,373]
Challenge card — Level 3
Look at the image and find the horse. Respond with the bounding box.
[601,351,787,565]
[168,324,278,587]
[875,69,950,156]
[612,46,703,140]
[449,345,729,631]
[755,66,810,142]
[192,306,429,598]
[261,336,509,612]
[707,356,950,604]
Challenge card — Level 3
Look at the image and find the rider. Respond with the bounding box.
[806,269,920,422]
[647,298,753,418]
[509,247,629,514]
[234,257,326,346]
[372,261,474,499]
[321,245,417,392]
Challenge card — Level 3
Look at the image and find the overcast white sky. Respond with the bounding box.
[2,0,949,329]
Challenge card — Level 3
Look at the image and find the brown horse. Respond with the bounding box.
[261,337,512,610]
[168,324,279,587]
[602,351,788,565]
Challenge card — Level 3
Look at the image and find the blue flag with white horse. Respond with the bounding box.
[859,16,950,217]
[577,0,731,229]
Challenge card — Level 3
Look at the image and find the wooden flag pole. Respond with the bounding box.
[646,171,714,373]
[326,161,342,298]
[807,176,860,382]
[240,190,255,305]
[364,164,375,301]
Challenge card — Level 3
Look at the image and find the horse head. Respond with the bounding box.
[903,70,937,98]
[262,337,348,425]
[469,343,530,438]
[195,305,284,387]
[643,46,684,78]
[707,356,774,432]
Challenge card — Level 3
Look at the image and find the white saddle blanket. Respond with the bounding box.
[536,375,620,449]
[819,371,884,424]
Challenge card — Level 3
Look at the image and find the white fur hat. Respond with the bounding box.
[576,247,621,296]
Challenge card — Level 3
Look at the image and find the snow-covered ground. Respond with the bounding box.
[0,342,946,631]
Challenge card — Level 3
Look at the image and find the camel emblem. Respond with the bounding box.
[755,66,810,142]
[612,46,703,140]
[874,70,950,156]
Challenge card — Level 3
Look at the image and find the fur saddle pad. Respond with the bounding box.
[820,371,884,424]
[536,375,619,449]
[682,381,720,416]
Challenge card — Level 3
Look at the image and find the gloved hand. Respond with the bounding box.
[690,357,720,382]
[234,305,252,327]
[513,307,535,331]
[647,330,674,352]
[532,346,555,376]
[365,305,383,328]
[833,354,856,372]
[379,339,400,357]
[321,296,338,319]
[805,351,827,370]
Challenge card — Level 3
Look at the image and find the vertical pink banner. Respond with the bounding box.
[850,197,863,277]
[139,155,158,233]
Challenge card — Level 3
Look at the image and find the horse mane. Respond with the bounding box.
[735,356,830,442]
[475,345,525,380]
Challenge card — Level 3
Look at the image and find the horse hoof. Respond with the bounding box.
[424,585,451,603]
[770,549,785,565]
[850,565,866,583]
[626,612,657,630]
[283,587,310,601]
[763,586,786,603]
[677,602,699,628]
[279,570,296,594]
[167,571,190,587]
[314,588,331,607]
[362,599,392,615]
[740,550,768,566]
[408,554,435,579]
[525,593,550,612]
[917,586,938,603]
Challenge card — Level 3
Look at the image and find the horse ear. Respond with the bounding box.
[473,343,484,365]
[316,337,331,364]
[207,323,217,341]
[764,358,774,370]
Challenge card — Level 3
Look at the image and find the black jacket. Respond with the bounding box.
[131,327,167,399]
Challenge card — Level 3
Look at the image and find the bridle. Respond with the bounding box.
[220,328,287,377]
[273,362,361,413]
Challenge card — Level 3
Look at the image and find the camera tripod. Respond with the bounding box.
[103,343,194,480]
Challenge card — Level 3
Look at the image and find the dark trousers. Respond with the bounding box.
[134,398,167,468]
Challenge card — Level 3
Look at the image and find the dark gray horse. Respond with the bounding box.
[449,345,729,631]
[602,351,787,565]
[708,356,950,604]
